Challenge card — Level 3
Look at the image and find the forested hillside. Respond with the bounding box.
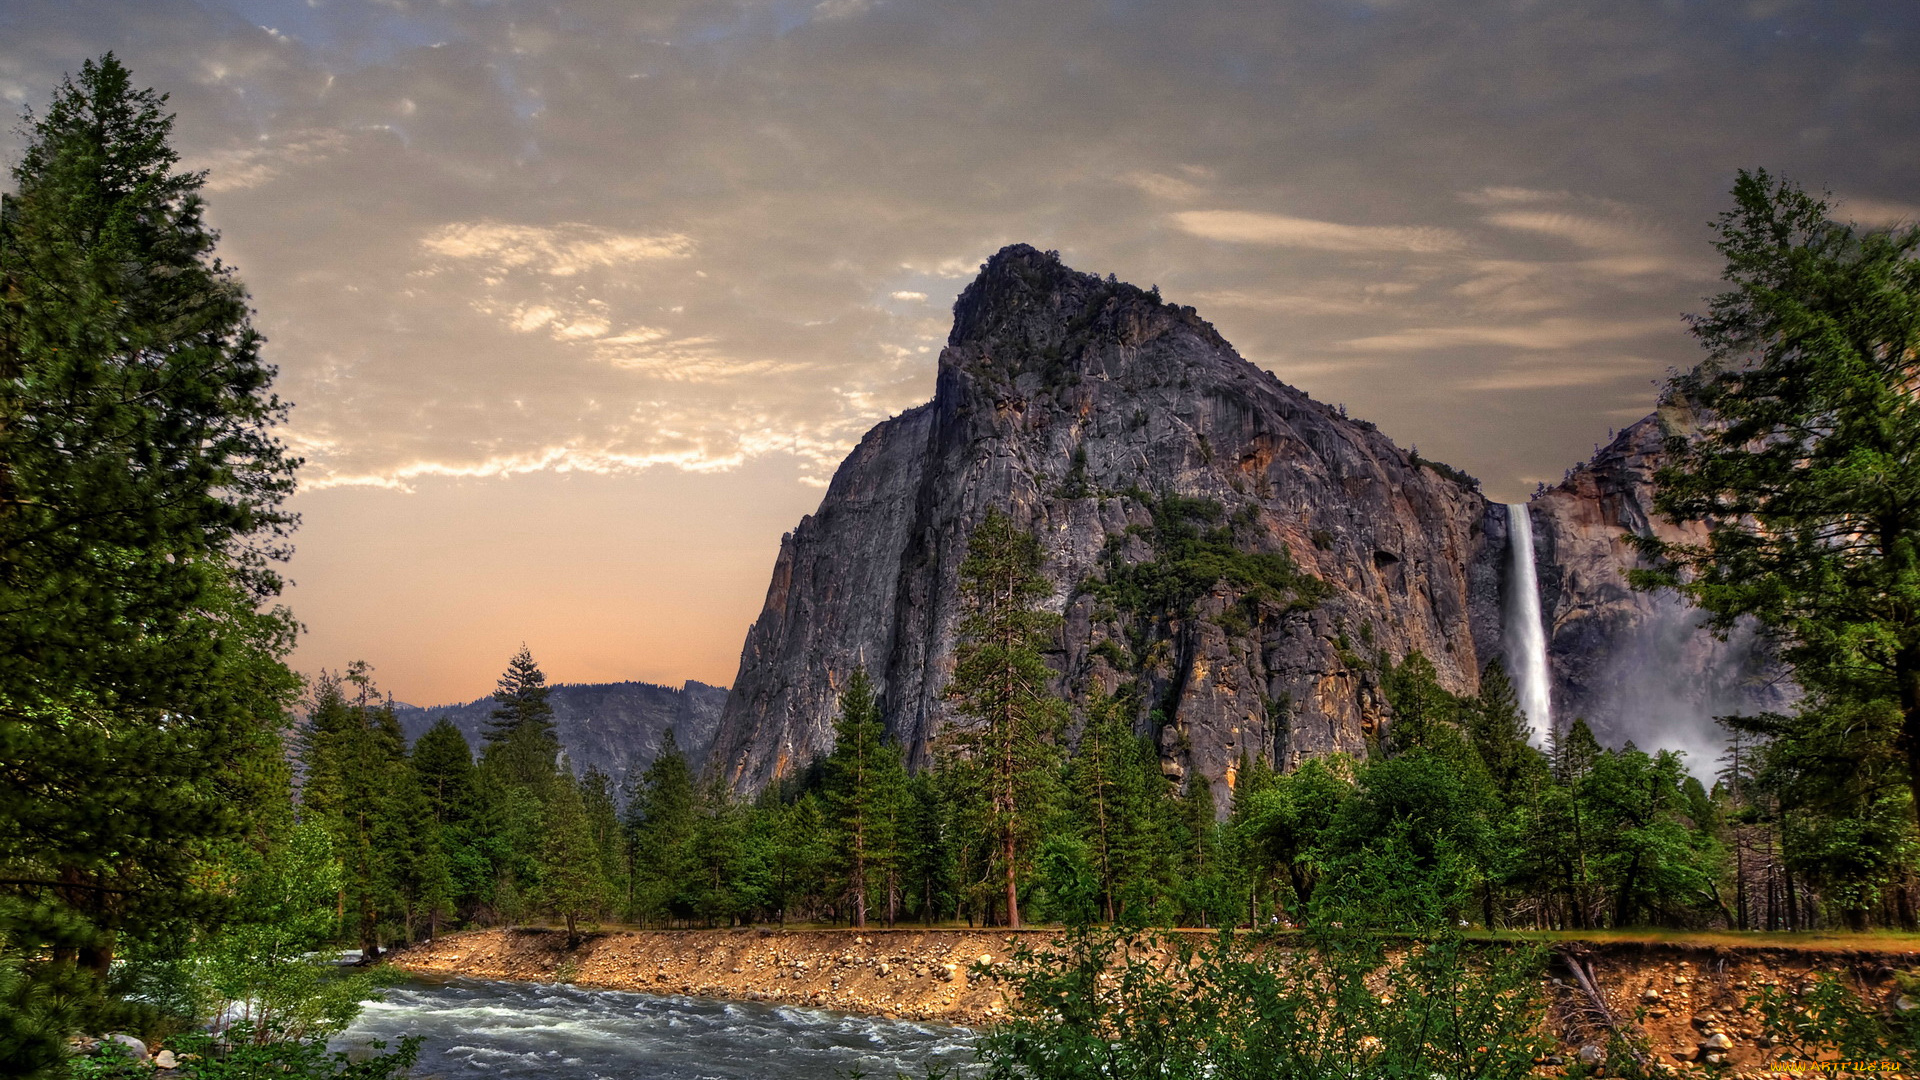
[391,679,726,797]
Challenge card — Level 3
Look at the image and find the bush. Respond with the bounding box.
[66,1029,419,1080]
[1747,973,1920,1067]
[979,925,1551,1080]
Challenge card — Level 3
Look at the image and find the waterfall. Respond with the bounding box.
[1504,503,1553,742]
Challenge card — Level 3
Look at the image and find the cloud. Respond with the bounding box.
[189,129,350,192]
[1191,283,1418,317]
[1482,209,1651,253]
[1341,317,1675,352]
[813,0,876,20]
[1124,170,1209,201]
[890,290,928,301]
[1172,210,1466,253]
[1458,359,1650,391]
[421,221,694,277]
[1458,186,1572,206]
[1843,197,1920,228]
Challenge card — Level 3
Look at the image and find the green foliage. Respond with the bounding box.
[408,719,483,931]
[1313,752,1490,930]
[1618,169,1920,931]
[67,1029,419,1080]
[1091,494,1327,621]
[1747,973,1920,1066]
[824,670,907,926]
[1064,691,1175,924]
[0,53,303,1049]
[624,730,697,925]
[1231,756,1351,920]
[480,646,560,796]
[537,766,604,942]
[295,665,409,958]
[195,825,392,1043]
[979,926,1551,1080]
[944,510,1068,927]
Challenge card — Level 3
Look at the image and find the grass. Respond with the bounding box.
[1472,927,1920,952]
[464,921,1920,952]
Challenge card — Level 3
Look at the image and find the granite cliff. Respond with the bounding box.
[1529,410,1795,761]
[394,679,727,793]
[711,245,1786,798]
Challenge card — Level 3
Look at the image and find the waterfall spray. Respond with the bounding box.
[1504,503,1553,742]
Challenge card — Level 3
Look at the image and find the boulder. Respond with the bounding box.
[100,1033,149,1063]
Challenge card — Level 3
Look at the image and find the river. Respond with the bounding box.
[337,977,982,1079]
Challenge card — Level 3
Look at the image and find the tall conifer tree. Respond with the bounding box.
[539,766,601,944]
[297,664,407,959]
[481,646,560,794]
[0,55,301,1058]
[943,509,1065,928]
[625,731,696,925]
[824,669,888,926]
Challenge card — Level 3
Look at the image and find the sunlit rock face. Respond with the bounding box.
[712,244,1503,804]
[711,245,1788,799]
[1529,410,1795,764]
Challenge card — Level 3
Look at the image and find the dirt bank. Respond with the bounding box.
[1552,940,1920,1076]
[392,928,1920,1075]
[391,926,1032,1026]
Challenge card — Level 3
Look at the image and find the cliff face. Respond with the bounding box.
[712,246,1790,797]
[394,679,728,793]
[1529,410,1796,759]
[711,246,1503,804]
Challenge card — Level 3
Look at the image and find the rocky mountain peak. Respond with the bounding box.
[945,244,1229,381]
[711,248,1785,798]
[713,247,1503,800]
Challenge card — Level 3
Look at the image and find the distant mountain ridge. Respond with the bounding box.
[392,679,728,795]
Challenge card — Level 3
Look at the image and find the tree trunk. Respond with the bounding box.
[1004,828,1021,928]
[1900,646,1920,830]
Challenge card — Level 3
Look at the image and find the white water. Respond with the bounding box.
[337,977,980,1079]
[1504,503,1553,743]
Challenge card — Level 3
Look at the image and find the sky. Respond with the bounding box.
[2,0,1916,706]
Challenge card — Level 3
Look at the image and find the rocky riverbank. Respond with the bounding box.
[391,928,1920,1076]
[390,926,1032,1026]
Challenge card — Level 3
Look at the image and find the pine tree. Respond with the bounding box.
[869,739,910,924]
[1068,691,1135,922]
[942,509,1066,928]
[383,754,446,944]
[410,718,488,927]
[688,775,745,926]
[539,766,602,944]
[0,54,301,1048]
[297,664,408,959]
[770,792,831,924]
[1467,662,1545,796]
[625,731,696,926]
[578,766,624,923]
[824,669,888,927]
[481,646,560,794]
[1635,170,1920,822]
[898,771,951,925]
